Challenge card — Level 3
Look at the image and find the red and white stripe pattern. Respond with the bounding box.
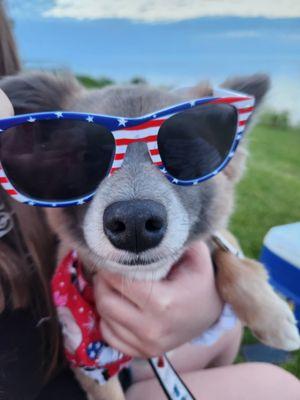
[109,92,255,174]
[0,163,29,203]
[110,115,171,173]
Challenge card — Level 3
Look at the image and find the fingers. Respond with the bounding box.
[100,319,143,358]
[93,240,219,357]
[97,270,161,309]
[94,273,171,356]
[101,317,166,358]
[97,241,213,310]
[94,274,144,332]
[0,89,14,118]
[98,271,175,319]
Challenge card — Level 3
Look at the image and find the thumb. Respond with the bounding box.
[0,89,14,118]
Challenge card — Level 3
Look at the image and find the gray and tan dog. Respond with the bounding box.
[1,72,299,400]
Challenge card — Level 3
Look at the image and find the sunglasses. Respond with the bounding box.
[0,88,254,207]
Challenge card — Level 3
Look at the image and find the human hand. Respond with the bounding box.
[0,88,14,118]
[93,241,223,358]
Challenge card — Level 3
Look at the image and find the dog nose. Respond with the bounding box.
[103,200,167,253]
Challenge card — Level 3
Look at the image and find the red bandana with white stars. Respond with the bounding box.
[51,251,131,384]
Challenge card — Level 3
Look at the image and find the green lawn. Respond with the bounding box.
[229,123,300,378]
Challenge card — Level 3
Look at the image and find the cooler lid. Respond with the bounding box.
[263,222,300,269]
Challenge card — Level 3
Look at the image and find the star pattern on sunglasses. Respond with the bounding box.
[0,88,255,207]
[117,117,127,127]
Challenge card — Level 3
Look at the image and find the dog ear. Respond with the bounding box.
[0,71,84,114]
[221,73,270,108]
[220,74,270,182]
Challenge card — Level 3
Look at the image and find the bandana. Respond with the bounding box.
[51,251,131,384]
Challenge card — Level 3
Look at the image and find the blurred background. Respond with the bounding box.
[5,0,300,125]
[4,0,300,378]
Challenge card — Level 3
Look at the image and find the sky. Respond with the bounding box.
[5,0,300,124]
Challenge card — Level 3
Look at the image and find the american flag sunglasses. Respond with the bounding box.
[0,87,254,207]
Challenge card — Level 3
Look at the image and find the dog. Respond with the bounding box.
[1,71,299,400]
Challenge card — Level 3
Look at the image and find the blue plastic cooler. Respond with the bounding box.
[260,222,300,329]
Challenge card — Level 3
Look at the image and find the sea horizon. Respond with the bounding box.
[7,13,300,125]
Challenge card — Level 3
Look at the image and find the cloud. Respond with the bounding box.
[43,0,300,21]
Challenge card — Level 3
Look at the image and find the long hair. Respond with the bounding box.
[0,2,61,381]
[0,2,20,76]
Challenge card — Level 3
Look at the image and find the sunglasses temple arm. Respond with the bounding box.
[213,86,254,101]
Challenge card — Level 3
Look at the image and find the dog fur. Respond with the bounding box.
[1,71,299,400]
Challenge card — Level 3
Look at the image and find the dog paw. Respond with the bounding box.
[215,251,299,351]
[250,294,300,351]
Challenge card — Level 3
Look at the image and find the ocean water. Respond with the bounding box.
[11,17,300,124]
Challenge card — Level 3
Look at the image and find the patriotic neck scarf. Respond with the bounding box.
[51,251,131,384]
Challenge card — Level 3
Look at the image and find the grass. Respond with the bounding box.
[229,123,300,378]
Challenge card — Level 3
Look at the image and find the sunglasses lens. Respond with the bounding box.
[0,119,115,202]
[157,103,238,181]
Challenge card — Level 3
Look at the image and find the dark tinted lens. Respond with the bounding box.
[0,119,115,201]
[158,103,238,181]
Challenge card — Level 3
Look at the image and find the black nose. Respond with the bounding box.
[103,200,167,253]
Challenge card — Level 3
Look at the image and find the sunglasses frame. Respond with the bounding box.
[0,87,254,207]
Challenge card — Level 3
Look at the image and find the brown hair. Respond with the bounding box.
[0,2,60,381]
[0,2,21,76]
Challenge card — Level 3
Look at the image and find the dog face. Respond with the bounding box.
[0,72,269,279]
